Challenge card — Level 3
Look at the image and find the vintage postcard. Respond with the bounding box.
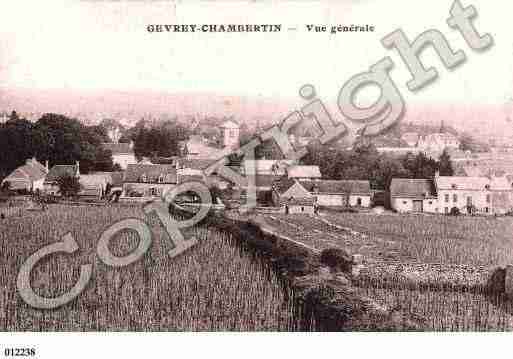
[0,0,512,357]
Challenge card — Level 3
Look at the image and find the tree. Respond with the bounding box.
[56,174,81,198]
[438,149,454,176]
[132,120,190,160]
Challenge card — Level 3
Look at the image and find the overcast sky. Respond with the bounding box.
[0,0,511,133]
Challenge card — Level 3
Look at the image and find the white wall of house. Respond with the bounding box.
[33,178,45,192]
[316,194,345,207]
[287,205,315,215]
[123,183,177,198]
[113,153,138,170]
[423,198,439,213]
[348,194,372,208]
[392,197,438,213]
[437,189,492,214]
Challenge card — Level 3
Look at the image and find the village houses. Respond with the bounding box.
[390,172,513,215]
[1,157,49,193]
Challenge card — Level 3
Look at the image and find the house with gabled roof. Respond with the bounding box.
[122,163,177,199]
[390,178,438,213]
[272,177,372,213]
[435,172,513,215]
[1,158,48,193]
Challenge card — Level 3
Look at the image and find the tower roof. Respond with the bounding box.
[220,120,239,129]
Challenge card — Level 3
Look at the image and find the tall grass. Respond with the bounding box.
[0,204,300,331]
[321,213,513,266]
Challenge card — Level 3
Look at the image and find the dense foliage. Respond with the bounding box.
[0,111,114,177]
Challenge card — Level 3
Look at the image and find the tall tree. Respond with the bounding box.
[438,149,454,176]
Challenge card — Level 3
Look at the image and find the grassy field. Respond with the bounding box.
[355,276,513,331]
[265,212,513,266]
[0,204,299,331]
[321,212,513,266]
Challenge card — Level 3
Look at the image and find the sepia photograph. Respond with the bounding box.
[0,0,512,357]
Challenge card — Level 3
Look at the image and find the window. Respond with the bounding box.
[357,198,362,206]
[150,188,158,196]
[301,206,304,212]
[451,184,457,189]
[485,184,490,190]
[429,201,433,205]
[486,194,491,203]
[467,196,473,206]
[158,174,164,183]
[445,194,449,203]
[444,207,449,214]
[140,173,147,183]
[453,194,458,203]
[485,207,489,213]
[403,201,407,205]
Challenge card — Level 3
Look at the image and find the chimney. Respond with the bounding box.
[45,160,49,172]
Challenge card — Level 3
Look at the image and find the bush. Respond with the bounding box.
[320,248,353,273]
[449,207,460,216]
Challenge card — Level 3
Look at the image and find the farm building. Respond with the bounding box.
[283,197,316,215]
[435,173,513,215]
[102,142,137,170]
[272,178,372,211]
[1,158,48,193]
[390,178,438,213]
[78,173,113,201]
[43,163,80,195]
[122,164,177,199]
[301,179,372,208]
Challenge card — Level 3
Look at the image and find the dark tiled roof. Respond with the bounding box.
[102,142,133,155]
[177,158,215,170]
[124,164,177,183]
[300,179,372,195]
[253,174,284,188]
[390,178,436,198]
[282,197,316,206]
[273,177,297,195]
[45,165,79,183]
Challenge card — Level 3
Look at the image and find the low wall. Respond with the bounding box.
[356,261,495,292]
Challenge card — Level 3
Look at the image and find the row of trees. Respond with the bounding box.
[303,139,454,190]
[0,111,115,178]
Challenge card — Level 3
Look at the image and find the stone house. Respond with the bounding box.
[390,178,438,213]
[1,158,48,193]
[272,178,372,211]
[122,164,177,199]
[435,173,513,215]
